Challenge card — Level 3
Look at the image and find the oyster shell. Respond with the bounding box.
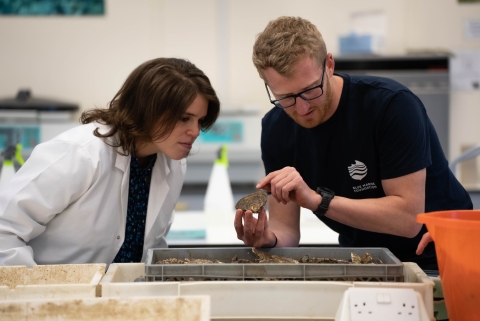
[252,248,299,263]
[361,252,373,264]
[361,252,383,264]
[351,252,362,264]
[350,252,383,264]
[235,190,268,213]
[299,255,350,264]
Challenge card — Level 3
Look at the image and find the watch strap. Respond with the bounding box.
[313,187,335,217]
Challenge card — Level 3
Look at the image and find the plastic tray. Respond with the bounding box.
[101,262,433,321]
[0,264,105,300]
[100,263,180,297]
[0,295,209,321]
[145,247,403,282]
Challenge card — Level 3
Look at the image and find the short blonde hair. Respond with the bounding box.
[252,16,327,78]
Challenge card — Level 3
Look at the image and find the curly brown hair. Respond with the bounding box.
[252,16,327,78]
[81,58,220,155]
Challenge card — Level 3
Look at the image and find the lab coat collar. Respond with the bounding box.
[145,153,171,237]
[114,146,130,172]
[114,146,131,236]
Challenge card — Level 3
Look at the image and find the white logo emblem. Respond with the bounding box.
[348,160,367,180]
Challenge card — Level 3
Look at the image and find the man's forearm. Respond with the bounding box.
[269,221,301,247]
[322,195,423,238]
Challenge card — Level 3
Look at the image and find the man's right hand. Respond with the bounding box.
[234,207,277,248]
[256,166,320,211]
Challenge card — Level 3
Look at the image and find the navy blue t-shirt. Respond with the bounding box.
[261,73,472,270]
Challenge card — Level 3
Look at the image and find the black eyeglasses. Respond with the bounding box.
[265,59,326,109]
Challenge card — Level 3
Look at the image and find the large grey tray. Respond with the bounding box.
[145,247,403,282]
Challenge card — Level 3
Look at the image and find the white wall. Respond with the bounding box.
[404,0,480,161]
[0,0,479,161]
[0,0,158,120]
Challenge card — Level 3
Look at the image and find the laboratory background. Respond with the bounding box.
[2,0,480,214]
[1,0,480,238]
[1,1,480,320]
[2,0,480,198]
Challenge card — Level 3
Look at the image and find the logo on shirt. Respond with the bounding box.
[348,160,367,180]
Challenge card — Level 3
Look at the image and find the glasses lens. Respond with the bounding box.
[301,86,324,100]
[275,97,296,108]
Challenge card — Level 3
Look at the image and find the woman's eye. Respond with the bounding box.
[181,117,190,122]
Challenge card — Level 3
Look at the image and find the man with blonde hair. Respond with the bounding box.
[234,16,472,270]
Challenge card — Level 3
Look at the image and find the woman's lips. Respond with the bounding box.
[180,142,193,150]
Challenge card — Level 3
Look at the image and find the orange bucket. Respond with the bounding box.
[417,210,480,320]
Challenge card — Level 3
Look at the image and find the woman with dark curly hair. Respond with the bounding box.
[0,58,220,266]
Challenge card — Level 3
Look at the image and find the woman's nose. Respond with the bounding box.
[189,123,201,137]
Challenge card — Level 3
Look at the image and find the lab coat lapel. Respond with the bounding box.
[114,148,130,224]
[145,153,170,237]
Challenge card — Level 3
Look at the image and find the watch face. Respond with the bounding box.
[318,187,334,197]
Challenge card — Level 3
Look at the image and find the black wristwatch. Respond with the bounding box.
[313,187,335,217]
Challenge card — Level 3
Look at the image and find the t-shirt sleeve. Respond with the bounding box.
[261,120,275,176]
[260,112,293,176]
[377,90,432,180]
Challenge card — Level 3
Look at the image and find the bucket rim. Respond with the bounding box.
[417,210,480,228]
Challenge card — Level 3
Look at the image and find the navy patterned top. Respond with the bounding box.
[113,153,157,263]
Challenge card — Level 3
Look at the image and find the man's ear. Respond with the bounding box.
[326,53,335,77]
[258,70,266,81]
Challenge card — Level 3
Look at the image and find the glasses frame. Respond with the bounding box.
[265,58,327,109]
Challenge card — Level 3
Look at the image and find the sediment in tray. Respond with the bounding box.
[156,248,383,265]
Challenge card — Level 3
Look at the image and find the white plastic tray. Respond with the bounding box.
[0,295,209,321]
[100,263,179,297]
[101,262,434,320]
[0,264,105,300]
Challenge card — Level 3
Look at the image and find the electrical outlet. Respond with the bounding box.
[347,288,420,321]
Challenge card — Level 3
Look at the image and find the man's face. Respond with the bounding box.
[263,56,332,128]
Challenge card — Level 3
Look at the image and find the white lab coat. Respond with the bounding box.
[0,122,186,267]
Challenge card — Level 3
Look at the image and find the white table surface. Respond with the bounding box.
[167,207,339,246]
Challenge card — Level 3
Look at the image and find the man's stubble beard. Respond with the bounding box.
[315,76,333,126]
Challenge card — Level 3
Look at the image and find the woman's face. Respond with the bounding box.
[137,94,208,160]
